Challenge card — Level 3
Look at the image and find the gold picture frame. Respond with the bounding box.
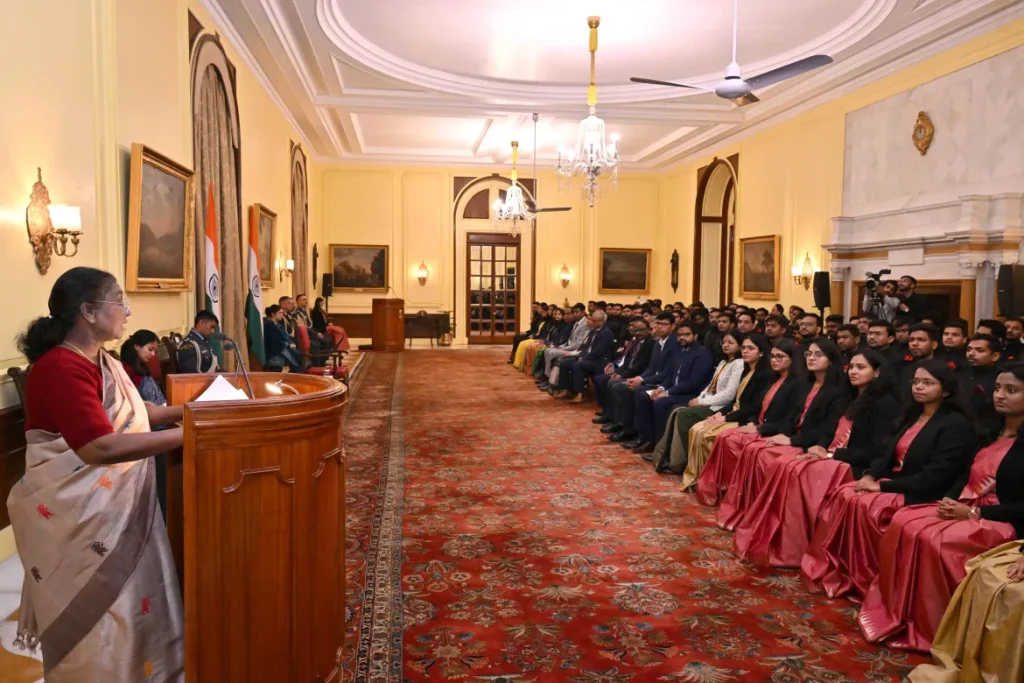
[599,248,651,294]
[126,144,195,292]
[252,203,276,288]
[329,243,389,293]
[738,235,781,300]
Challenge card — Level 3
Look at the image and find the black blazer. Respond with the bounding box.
[974,437,1024,537]
[789,382,849,449]
[832,394,901,478]
[757,376,806,437]
[547,322,571,347]
[581,326,615,364]
[622,337,654,379]
[723,370,776,424]
[311,307,328,335]
[641,337,680,386]
[870,408,975,505]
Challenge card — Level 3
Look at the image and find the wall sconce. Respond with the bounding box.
[415,261,429,286]
[25,168,82,275]
[559,264,573,288]
[280,258,294,282]
[791,252,813,290]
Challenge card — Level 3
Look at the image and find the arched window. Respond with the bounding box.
[693,155,739,306]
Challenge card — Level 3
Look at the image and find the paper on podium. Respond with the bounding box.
[194,375,250,402]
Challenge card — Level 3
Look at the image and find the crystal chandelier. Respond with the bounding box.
[493,140,534,237]
[557,16,620,208]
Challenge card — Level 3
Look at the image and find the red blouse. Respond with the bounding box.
[25,347,114,451]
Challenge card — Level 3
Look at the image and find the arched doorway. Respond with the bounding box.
[452,176,535,345]
[693,155,739,307]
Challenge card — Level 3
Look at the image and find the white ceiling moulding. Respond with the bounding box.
[313,0,894,105]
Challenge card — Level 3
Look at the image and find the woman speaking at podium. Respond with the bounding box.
[7,267,185,682]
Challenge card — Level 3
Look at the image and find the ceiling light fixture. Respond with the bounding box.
[493,140,534,237]
[557,16,619,208]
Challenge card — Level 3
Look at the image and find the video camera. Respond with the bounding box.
[865,269,892,291]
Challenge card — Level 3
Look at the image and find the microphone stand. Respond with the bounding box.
[218,335,254,398]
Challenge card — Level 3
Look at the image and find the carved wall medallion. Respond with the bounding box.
[912,111,934,156]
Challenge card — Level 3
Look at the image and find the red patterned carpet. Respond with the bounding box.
[343,348,924,682]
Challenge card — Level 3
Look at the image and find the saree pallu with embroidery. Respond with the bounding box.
[908,542,1024,683]
[858,439,1019,652]
[6,352,184,681]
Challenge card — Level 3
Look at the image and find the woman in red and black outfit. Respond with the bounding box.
[801,359,975,600]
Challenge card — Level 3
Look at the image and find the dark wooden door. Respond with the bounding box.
[467,232,521,344]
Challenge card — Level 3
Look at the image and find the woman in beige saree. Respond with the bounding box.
[7,267,185,682]
[908,541,1024,682]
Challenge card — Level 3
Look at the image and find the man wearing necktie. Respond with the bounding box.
[624,322,713,455]
[594,319,653,423]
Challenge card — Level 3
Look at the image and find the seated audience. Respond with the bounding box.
[960,334,1002,432]
[311,296,329,334]
[704,312,735,360]
[120,330,167,405]
[652,330,747,472]
[771,303,786,318]
[508,302,543,363]
[836,324,861,369]
[764,314,788,344]
[526,307,569,377]
[689,308,710,341]
[263,304,301,372]
[714,338,848,531]
[801,360,975,600]
[311,296,350,352]
[736,311,757,335]
[907,540,1024,683]
[1004,316,1023,362]
[940,318,969,370]
[537,303,588,390]
[733,349,898,567]
[976,318,1006,341]
[551,310,614,403]
[290,294,330,366]
[824,314,844,341]
[511,305,550,369]
[623,322,713,454]
[605,314,679,443]
[688,339,803,495]
[796,313,822,344]
[858,364,1024,652]
[789,306,805,327]
[898,323,940,394]
[593,318,653,424]
[177,310,219,374]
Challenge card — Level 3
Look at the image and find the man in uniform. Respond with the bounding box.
[177,310,219,374]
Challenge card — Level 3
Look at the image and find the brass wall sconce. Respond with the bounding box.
[559,264,573,288]
[415,261,429,286]
[791,253,813,290]
[25,168,82,274]
[279,258,294,282]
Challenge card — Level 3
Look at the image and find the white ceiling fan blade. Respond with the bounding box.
[630,77,709,91]
[534,207,572,213]
[745,55,833,90]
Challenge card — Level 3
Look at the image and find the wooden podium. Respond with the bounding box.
[371,297,404,351]
[164,373,348,683]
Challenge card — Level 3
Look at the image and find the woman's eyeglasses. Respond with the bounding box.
[91,296,132,316]
[804,350,826,359]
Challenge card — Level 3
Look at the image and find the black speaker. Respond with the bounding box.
[812,271,831,310]
[997,265,1024,316]
[322,273,333,298]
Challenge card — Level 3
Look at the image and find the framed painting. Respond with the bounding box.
[738,234,781,299]
[126,144,195,292]
[330,244,389,292]
[252,203,276,288]
[599,248,651,294]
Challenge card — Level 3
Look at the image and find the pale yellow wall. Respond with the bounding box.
[661,17,1024,311]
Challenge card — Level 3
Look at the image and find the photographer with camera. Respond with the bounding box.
[861,269,900,322]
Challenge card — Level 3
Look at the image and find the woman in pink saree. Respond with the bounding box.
[694,338,804,505]
[858,365,1024,651]
[734,348,900,566]
[801,360,976,601]
[717,338,848,532]
[6,267,186,681]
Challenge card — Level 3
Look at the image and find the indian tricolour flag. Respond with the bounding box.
[204,182,224,366]
[246,206,265,366]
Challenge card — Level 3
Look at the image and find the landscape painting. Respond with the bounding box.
[254,204,276,288]
[599,248,651,293]
[126,144,195,292]
[331,244,389,292]
[739,234,780,299]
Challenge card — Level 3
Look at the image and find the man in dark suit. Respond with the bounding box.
[593,318,654,424]
[552,310,615,403]
[624,322,714,454]
[607,313,678,442]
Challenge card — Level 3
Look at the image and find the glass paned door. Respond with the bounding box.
[467,233,520,344]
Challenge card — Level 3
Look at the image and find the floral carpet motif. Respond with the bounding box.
[346,347,924,682]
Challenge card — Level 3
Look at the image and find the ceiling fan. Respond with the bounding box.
[630,0,833,106]
[526,113,571,214]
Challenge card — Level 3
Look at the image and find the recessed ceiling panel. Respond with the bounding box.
[354,113,489,151]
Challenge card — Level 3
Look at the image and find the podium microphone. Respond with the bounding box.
[211,332,254,399]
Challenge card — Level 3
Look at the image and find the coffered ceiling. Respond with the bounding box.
[200,0,1022,169]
